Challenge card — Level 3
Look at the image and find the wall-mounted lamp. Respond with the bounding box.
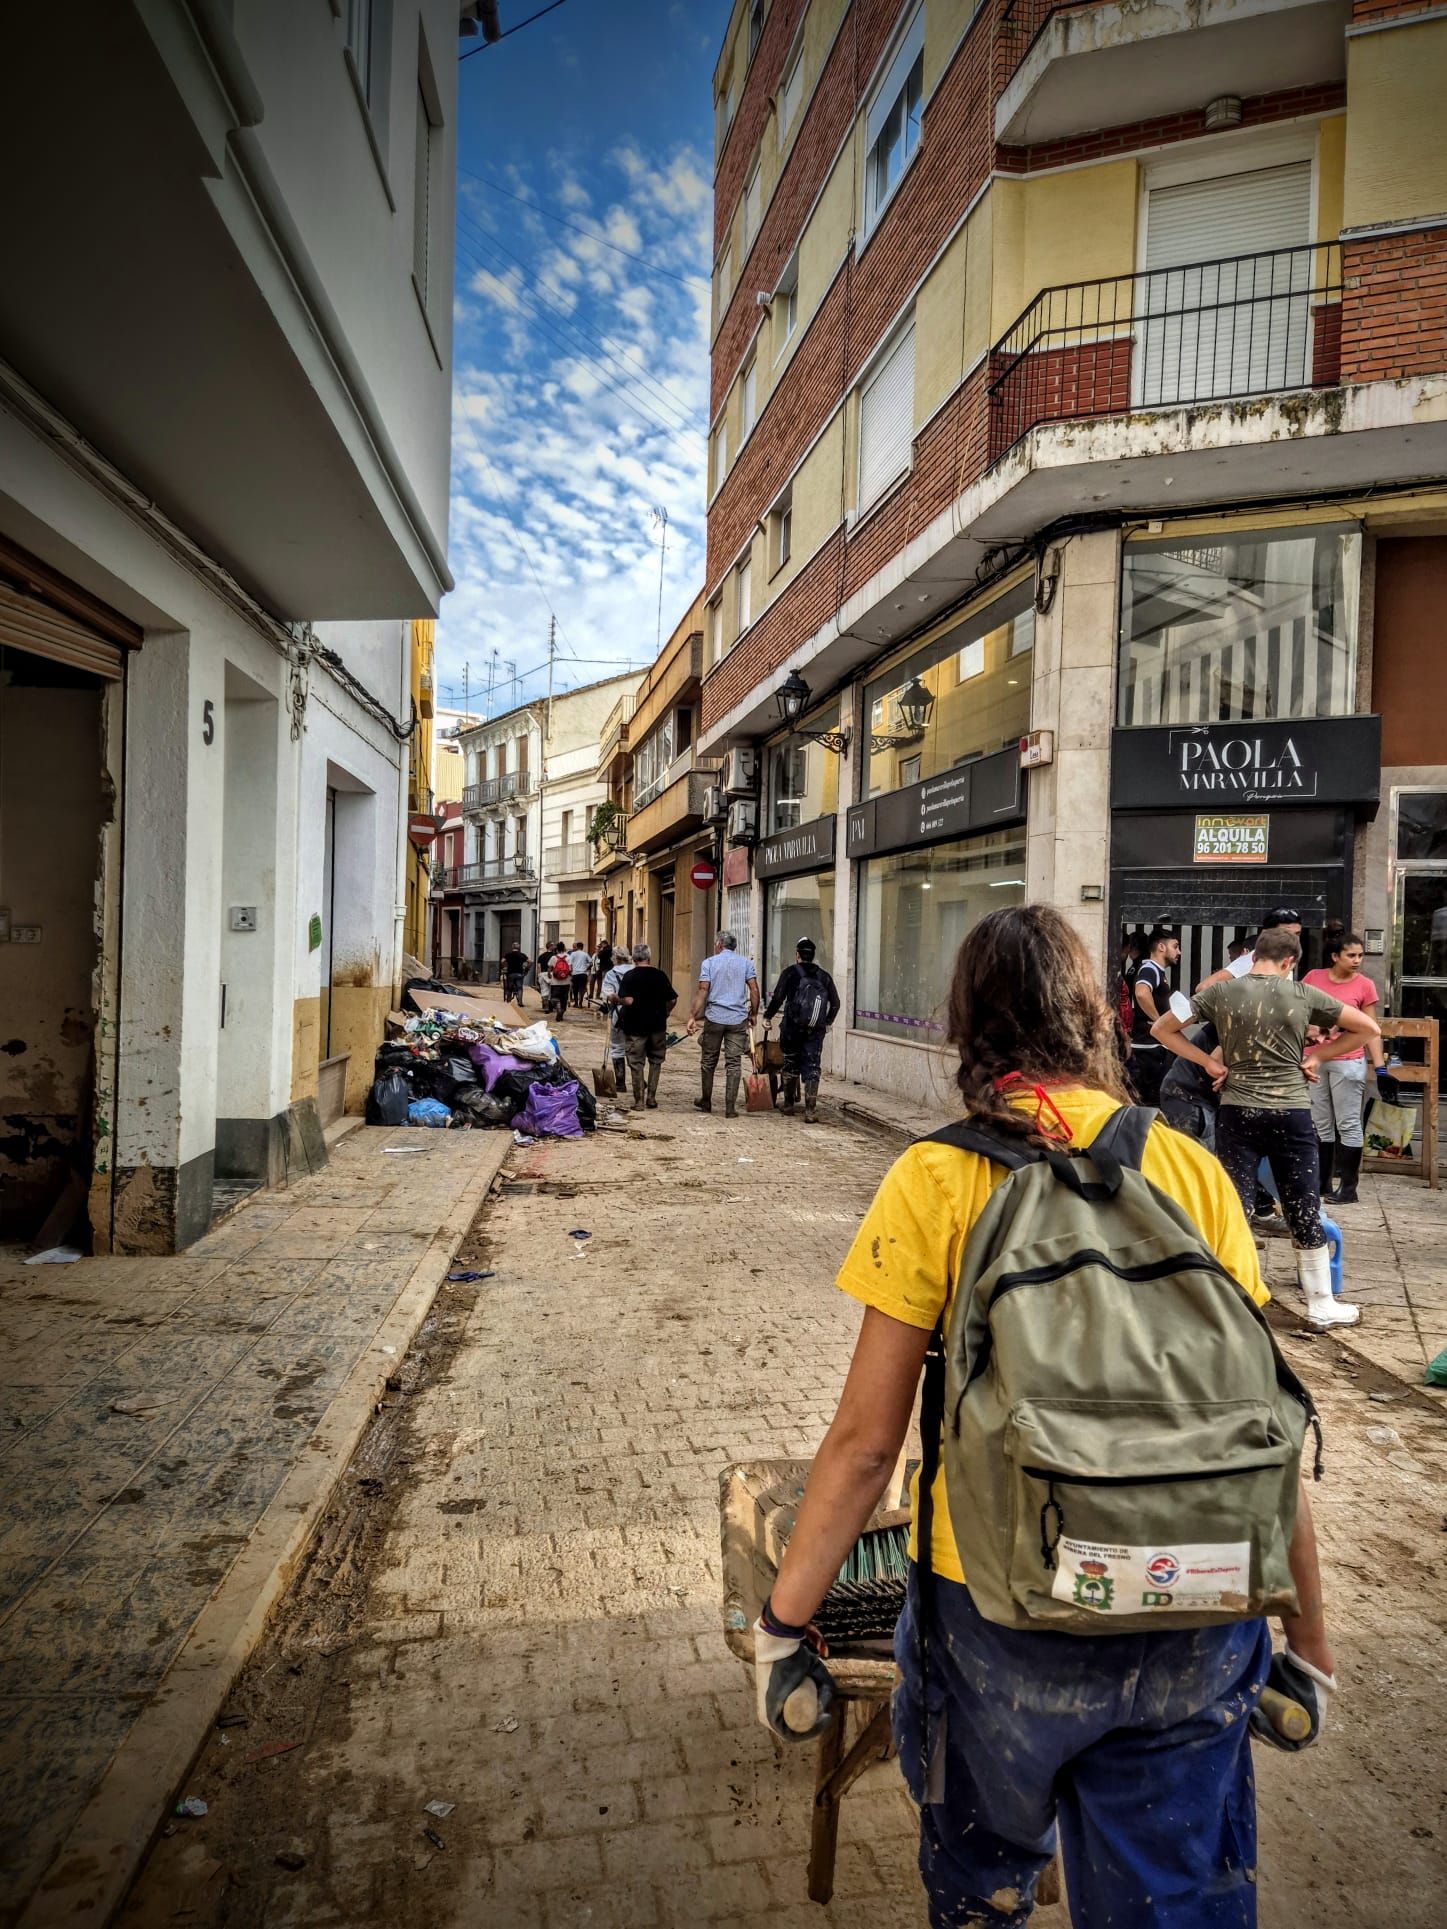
[1204,95,1243,130]
[774,669,852,755]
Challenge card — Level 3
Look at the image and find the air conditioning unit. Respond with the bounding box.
[727,798,758,847]
[724,746,759,797]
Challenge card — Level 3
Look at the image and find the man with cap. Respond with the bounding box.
[1128,924,1180,1107]
[1196,907,1302,993]
[762,938,840,1123]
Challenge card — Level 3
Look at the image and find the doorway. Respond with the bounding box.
[1390,789,1447,1088]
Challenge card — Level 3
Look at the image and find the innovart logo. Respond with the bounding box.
[1146,1553,1181,1589]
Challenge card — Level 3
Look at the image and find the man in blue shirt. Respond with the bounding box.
[685,930,760,1118]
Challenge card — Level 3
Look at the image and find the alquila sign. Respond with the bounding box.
[1110,717,1381,812]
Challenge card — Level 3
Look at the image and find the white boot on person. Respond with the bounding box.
[1296,1242,1360,1329]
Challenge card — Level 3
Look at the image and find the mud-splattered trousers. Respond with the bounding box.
[892,1570,1270,1928]
[779,1019,825,1087]
[1216,1104,1325,1248]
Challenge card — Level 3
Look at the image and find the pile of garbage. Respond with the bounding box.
[366,1001,595,1138]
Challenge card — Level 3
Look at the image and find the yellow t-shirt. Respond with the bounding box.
[836,1087,1270,1584]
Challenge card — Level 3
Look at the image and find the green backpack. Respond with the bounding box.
[915,1107,1322,1635]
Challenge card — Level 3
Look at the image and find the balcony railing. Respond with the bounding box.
[456,857,537,890]
[543,841,593,879]
[597,691,637,771]
[1000,0,1064,80]
[986,242,1343,464]
[461,771,535,812]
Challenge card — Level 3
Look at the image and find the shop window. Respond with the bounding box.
[1119,524,1361,727]
[1396,791,1447,863]
[764,872,836,990]
[864,584,1035,801]
[855,833,1027,1040]
[768,715,839,832]
[864,5,924,233]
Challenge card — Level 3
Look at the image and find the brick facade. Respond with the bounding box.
[1340,227,1447,384]
[994,82,1347,176]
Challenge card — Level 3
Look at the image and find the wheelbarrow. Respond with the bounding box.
[720,1457,1067,1908]
[719,1458,900,1904]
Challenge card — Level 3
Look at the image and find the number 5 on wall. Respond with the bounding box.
[202,699,215,745]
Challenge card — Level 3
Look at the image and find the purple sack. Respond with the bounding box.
[515,1078,583,1139]
[468,1042,530,1092]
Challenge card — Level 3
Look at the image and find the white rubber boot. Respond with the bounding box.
[1297,1243,1360,1329]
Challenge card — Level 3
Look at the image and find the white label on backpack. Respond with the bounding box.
[1051,1538,1251,1614]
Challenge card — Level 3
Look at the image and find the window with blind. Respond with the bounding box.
[779,45,804,138]
[737,548,753,634]
[857,319,915,512]
[712,420,729,494]
[1138,162,1313,408]
[741,358,758,437]
[744,165,763,251]
[412,80,439,314]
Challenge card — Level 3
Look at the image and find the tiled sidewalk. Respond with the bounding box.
[820,1074,1447,1400]
[0,1125,511,1923]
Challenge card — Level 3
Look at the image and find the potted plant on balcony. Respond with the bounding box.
[586,800,622,854]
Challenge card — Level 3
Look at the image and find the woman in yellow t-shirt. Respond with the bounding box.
[753,907,1338,1929]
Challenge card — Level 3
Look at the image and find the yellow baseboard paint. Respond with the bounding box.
[291,996,322,1102]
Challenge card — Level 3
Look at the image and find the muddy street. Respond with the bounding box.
[122,1082,1447,1928]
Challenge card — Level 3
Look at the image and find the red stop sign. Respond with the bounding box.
[690,858,716,891]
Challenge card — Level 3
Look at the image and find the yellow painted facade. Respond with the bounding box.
[290,994,321,1103]
[988,161,1138,339]
[1343,20,1447,233]
[404,617,436,968]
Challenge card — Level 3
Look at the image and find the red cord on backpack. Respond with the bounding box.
[994,1072,1074,1144]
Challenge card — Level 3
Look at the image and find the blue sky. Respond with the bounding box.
[440,0,725,719]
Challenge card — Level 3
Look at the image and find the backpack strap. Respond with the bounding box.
[916,1120,1043,1169]
[1088,1104,1158,1173]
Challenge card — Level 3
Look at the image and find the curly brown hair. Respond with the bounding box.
[945,904,1131,1140]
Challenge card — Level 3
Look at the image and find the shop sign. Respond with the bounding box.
[846,746,1024,860]
[753,812,837,881]
[1110,717,1381,811]
[1193,814,1269,864]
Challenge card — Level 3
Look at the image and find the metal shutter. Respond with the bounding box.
[0,581,126,680]
[1116,866,1332,927]
[858,321,915,510]
[1140,163,1312,406]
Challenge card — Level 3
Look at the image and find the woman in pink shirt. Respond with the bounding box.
[1303,931,1394,1203]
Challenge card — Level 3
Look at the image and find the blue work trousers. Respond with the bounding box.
[892,1569,1271,1928]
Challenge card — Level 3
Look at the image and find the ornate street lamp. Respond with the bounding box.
[773,669,852,755]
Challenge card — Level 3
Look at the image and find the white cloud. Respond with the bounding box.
[439,143,712,714]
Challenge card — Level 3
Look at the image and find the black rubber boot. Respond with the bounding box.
[802,1081,820,1123]
[724,1068,741,1118]
[1318,1138,1336,1198]
[694,1072,714,1113]
[646,1061,661,1108]
[782,1075,799,1114]
[1333,1143,1363,1204]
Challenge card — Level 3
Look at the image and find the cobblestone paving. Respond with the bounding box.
[124,1069,1447,1927]
[0,1127,508,1920]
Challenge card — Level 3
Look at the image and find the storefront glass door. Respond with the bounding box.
[1391,790,1447,1088]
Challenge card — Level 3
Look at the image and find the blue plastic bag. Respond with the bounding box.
[407,1097,453,1128]
[515,1078,583,1139]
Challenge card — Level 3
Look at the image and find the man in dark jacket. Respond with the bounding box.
[763,937,840,1123]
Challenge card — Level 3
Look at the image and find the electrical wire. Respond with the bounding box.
[456,224,699,436]
[458,207,702,425]
[459,164,709,290]
[459,0,573,61]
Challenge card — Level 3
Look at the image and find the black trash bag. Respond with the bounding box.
[374,1042,416,1074]
[574,1083,597,1130]
[423,1056,479,1106]
[401,975,454,1015]
[459,1087,518,1127]
[367,1068,411,1126]
[444,1054,478,1088]
[492,1066,545,1107]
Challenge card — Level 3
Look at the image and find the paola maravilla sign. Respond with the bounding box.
[1110,717,1381,812]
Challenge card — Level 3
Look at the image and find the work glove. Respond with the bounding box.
[753,1598,835,1742]
[1375,1067,1402,1106]
[1249,1647,1336,1751]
